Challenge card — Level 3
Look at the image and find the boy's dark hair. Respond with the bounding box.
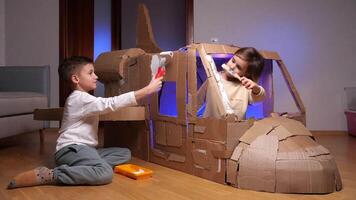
[234,47,264,82]
[58,56,93,82]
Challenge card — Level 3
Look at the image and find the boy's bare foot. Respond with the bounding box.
[7,167,55,189]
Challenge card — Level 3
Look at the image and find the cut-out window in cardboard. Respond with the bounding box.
[158,81,177,117]
[195,52,267,119]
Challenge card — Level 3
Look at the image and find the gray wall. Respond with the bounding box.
[0,0,4,65]
[194,0,356,131]
[4,0,59,111]
[121,0,186,51]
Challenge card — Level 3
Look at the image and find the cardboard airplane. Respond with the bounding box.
[72,4,343,194]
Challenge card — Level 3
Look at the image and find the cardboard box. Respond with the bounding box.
[90,4,341,194]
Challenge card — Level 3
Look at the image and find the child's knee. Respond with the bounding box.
[122,148,131,161]
[92,164,113,185]
[98,170,113,185]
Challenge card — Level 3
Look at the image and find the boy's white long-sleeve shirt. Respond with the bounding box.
[56,90,137,151]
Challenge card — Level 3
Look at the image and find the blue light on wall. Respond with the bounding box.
[159,81,177,117]
[246,103,264,120]
[94,0,111,60]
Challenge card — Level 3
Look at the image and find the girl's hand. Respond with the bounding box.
[240,77,260,94]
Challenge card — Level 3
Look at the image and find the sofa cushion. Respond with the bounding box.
[0,92,48,117]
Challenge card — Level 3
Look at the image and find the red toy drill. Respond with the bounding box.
[151,51,173,79]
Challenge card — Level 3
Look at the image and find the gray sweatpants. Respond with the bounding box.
[53,144,131,185]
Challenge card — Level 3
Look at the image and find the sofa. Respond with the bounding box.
[0,66,49,139]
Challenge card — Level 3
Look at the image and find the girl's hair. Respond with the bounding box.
[58,56,93,82]
[234,47,264,82]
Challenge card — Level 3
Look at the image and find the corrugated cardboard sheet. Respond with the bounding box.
[232,116,342,193]
[187,137,226,184]
[95,48,145,82]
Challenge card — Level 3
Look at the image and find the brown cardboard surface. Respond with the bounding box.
[124,54,152,94]
[239,121,274,144]
[150,148,191,173]
[259,50,281,60]
[99,106,145,121]
[193,118,227,141]
[197,45,228,117]
[230,142,249,162]
[103,121,150,161]
[166,123,184,147]
[95,48,145,82]
[226,159,238,186]
[92,4,343,193]
[275,159,336,193]
[187,137,226,184]
[187,48,197,121]
[154,121,166,145]
[226,120,253,151]
[151,148,167,159]
[33,107,64,121]
[191,149,210,169]
[136,4,161,53]
[156,138,187,155]
[238,134,279,192]
[167,153,186,163]
[176,52,188,124]
[153,121,184,147]
[162,52,179,82]
[233,116,342,193]
[202,43,238,55]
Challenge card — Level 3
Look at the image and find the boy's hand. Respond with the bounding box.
[134,77,163,102]
[146,76,163,94]
[240,77,261,95]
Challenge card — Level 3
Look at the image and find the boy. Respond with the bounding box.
[199,47,266,120]
[8,56,163,189]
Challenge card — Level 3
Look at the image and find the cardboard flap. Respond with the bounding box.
[166,123,183,147]
[238,134,278,192]
[315,155,343,191]
[167,153,186,163]
[277,117,311,137]
[230,142,249,162]
[192,149,210,169]
[154,121,166,145]
[194,125,206,133]
[194,118,227,141]
[152,148,167,159]
[277,136,327,160]
[226,120,253,151]
[329,159,343,191]
[275,159,335,193]
[270,125,293,141]
[226,159,238,185]
[211,150,232,159]
[292,136,330,156]
[95,48,145,81]
[239,121,274,144]
[154,121,184,147]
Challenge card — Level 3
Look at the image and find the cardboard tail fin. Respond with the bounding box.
[136,4,162,53]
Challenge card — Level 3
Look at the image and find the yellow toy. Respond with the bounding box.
[114,164,153,180]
